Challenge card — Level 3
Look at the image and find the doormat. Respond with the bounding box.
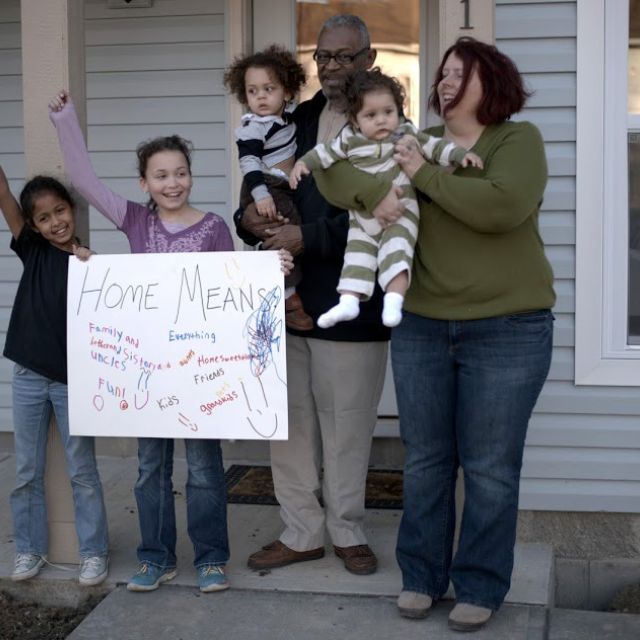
[225,465,403,509]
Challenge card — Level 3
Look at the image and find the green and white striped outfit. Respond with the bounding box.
[302,119,468,299]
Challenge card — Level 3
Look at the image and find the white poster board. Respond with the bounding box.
[67,251,288,440]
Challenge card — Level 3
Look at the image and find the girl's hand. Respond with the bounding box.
[278,248,294,276]
[255,195,277,220]
[461,152,484,169]
[289,161,310,190]
[394,134,426,179]
[49,89,70,113]
[72,243,93,261]
[0,166,10,195]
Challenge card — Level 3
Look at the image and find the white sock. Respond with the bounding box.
[317,294,360,329]
[382,292,404,327]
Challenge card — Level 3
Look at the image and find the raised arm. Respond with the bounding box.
[48,90,128,227]
[0,166,24,239]
[408,122,547,233]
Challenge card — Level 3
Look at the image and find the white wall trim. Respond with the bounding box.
[574,0,640,385]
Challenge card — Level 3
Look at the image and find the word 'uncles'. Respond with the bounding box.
[74,264,272,322]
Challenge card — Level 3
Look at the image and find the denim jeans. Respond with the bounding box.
[134,437,229,569]
[392,310,553,610]
[10,365,108,557]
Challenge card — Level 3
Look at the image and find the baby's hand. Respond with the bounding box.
[49,90,70,113]
[255,195,277,220]
[278,248,294,276]
[289,161,310,190]
[461,152,483,169]
[72,243,94,262]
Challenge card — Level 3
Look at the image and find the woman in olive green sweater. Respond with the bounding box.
[315,37,555,632]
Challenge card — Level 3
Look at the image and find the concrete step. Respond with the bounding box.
[0,454,554,608]
[68,587,549,640]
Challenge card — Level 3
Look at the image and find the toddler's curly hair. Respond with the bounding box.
[344,67,405,121]
[224,44,306,106]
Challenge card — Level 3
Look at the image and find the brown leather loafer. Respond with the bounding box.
[285,293,314,331]
[247,540,325,570]
[333,544,378,575]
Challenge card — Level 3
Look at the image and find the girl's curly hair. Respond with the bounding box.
[344,67,405,121]
[224,44,306,105]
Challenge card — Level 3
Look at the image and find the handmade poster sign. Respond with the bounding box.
[67,251,288,440]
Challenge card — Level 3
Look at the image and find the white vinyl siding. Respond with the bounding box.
[0,0,22,429]
[501,0,640,512]
[84,0,230,255]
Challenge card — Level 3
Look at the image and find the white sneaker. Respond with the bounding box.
[11,553,45,581]
[397,590,433,618]
[448,603,493,631]
[79,555,109,586]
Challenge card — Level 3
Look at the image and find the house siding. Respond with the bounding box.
[0,0,23,429]
[84,0,229,255]
[0,0,230,426]
[0,0,637,514]
[500,0,640,512]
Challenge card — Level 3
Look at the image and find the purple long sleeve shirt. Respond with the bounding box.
[50,101,234,254]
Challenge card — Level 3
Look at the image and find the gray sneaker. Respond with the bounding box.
[79,555,109,586]
[397,590,433,618]
[11,553,45,581]
[448,603,493,631]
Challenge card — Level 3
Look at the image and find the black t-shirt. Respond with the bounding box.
[3,227,70,384]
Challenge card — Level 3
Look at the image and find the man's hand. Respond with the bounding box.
[261,224,304,256]
[240,202,287,240]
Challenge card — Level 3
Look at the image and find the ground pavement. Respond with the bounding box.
[0,453,637,639]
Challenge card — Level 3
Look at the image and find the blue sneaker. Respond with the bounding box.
[126,563,177,592]
[197,565,229,593]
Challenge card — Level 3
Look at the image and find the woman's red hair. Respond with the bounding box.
[429,37,531,125]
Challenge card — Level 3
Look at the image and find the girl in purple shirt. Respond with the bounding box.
[49,90,233,594]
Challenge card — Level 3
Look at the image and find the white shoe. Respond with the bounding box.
[397,590,433,618]
[11,553,46,582]
[448,603,493,631]
[79,555,109,586]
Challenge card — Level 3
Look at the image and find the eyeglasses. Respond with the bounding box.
[312,46,370,66]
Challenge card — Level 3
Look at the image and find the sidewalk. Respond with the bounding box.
[0,453,638,639]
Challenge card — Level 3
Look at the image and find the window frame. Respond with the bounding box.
[575,0,640,384]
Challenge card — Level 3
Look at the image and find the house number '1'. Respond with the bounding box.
[461,0,473,29]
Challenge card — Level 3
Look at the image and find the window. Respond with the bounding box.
[575,0,640,384]
[295,0,422,123]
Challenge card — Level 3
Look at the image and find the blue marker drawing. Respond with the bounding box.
[243,286,285,384]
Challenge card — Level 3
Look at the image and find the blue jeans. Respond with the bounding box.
[392,310,553,610]
[134,437,229,569]
[10,365,108,557]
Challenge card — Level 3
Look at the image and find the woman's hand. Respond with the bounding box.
[277,249,294,276]
[372,185,404,227]
[394,134,427,179]
[49,89,70,113]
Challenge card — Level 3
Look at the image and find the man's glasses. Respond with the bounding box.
[312,46,370,66]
